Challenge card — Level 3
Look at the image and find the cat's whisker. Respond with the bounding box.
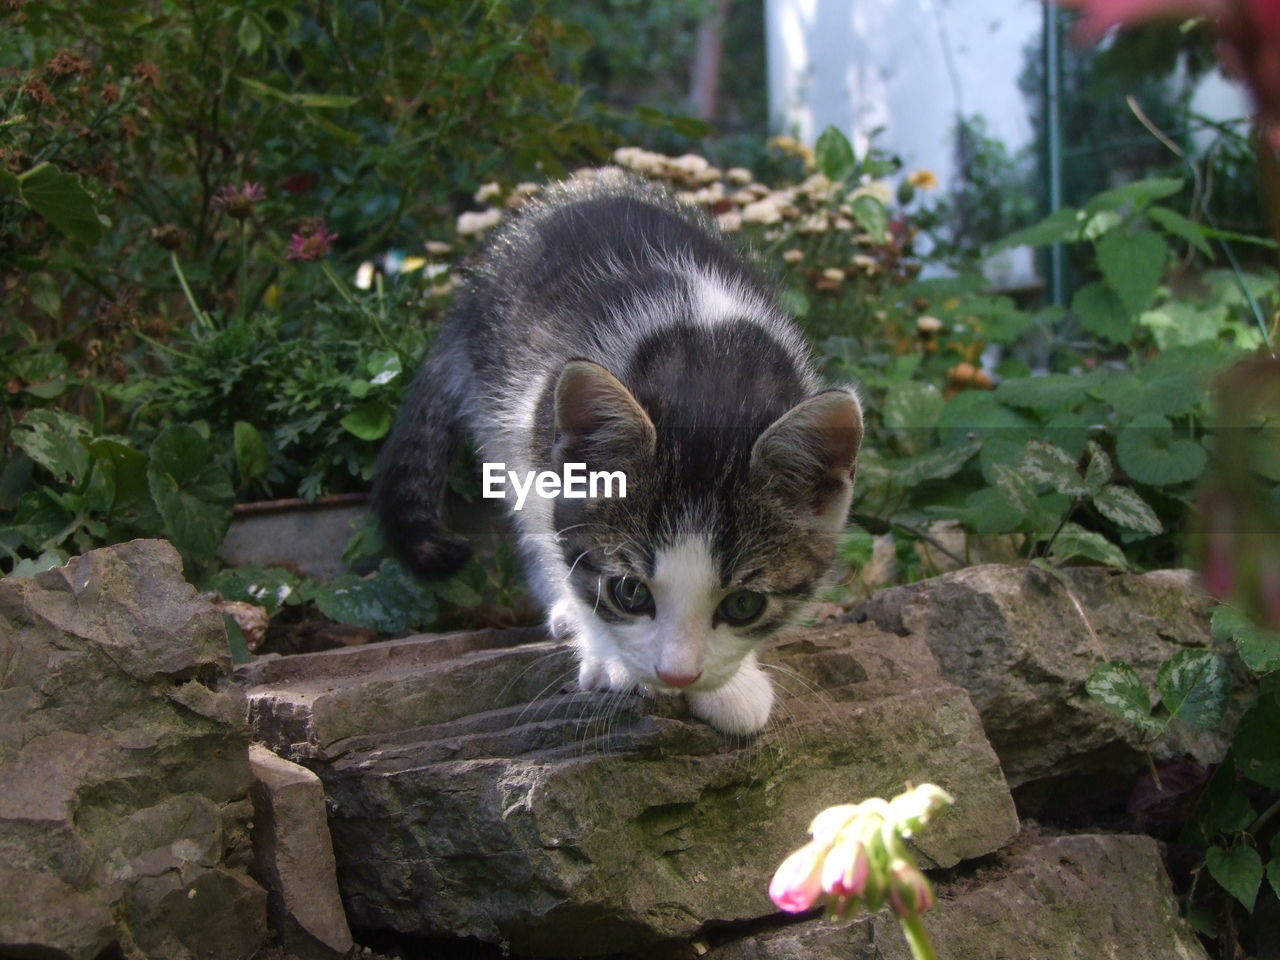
[492,645,572,703]
[511,665,579,730]
[760,661,843,729]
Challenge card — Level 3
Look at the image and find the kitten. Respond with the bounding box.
[373,171,862,735]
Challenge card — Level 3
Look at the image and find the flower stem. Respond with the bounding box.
[899,914,939,960]
[238,220,248,323]
[170,251,212,331]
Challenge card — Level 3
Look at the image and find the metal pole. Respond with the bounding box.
[1044,3,1065,306]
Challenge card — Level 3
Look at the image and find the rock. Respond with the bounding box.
[853,564,1241,814]
[0,539,268,960]
[709,833,1209,960]
[250,744,354,959]
[243,621,1018,957]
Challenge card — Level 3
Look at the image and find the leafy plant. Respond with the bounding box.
[829,169,1275,579]
[1086,606,1280,952]
[2,408,233,575]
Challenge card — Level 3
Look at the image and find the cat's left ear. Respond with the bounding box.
[554,359,657,463]
[750,388,863,529]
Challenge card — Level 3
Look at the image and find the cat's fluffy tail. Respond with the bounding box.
[372,342,472,580]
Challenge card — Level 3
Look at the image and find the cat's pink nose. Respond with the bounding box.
[657,668,702,688]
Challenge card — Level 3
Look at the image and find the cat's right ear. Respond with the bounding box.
[750,388,863,529]
[554,360,657,460]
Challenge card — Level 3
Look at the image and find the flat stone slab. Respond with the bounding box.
[243,622,1018,957]
[709,833,1209,960]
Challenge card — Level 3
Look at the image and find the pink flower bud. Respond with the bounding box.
[887,859,934,918]
[769,841,826,913]
[821,837,870,899]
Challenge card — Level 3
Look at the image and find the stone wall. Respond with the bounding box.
[4,543,1222,960]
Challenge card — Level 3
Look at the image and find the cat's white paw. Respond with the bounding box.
[687,654,774,735]
[549,598,577,640]
[577,653,609,691]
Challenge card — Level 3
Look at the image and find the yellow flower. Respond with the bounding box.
[906,169,939,190]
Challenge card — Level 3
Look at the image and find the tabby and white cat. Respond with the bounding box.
[373,172,862,735]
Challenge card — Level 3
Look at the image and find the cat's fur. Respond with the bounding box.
[374,171,862,735]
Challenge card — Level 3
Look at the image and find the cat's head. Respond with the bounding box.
[548,356,862,697]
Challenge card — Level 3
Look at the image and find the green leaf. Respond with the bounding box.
[146,425,234,564]
[88,438,147,511]
[365,350,402,385]
[1093,370,1204,419]
[222,613,251,665]
[16,162,103,245]
[1086,660,1162,732]
[996,372,1101,413]
[209,564,301,616]
[668,113,713,139]
[433,576,483,608]
[1072,281,1133,342]
[1080,442,1111,496]
[850,194,888,244]
[315,559,435,633]
[990,462,1039,520]
[1020,440,1088,496]
[340,402,393,441]
[1206,845,1263,913]
[883,381,943,433]
[1268,856,1280,902]
[1233,696,1280,788]
[1096,229,1167,316]
[897,272,987,303]
[237,15,262,55]
[8,549,67,578]
[1043,412,1088,458]
[1156,649,1229,729]
[237,75,356,109]
[1083,177,1183,215]
[967,295,1033,344]
[28,272,61,319]
[1199,225,1279,249]
[1197,763,1257,838]
[1211,606,1280,673]
[233,421,269,486]
[866,440,981,491]
[934,392,1033,482]
[815,125,856,181]
[937,390,1031,440]
[987,207,1081,255]
[291,92,360,109]
[1147,205,1212,256]
[1052,522,1129,569]
[1115,414,1206,486]
[15,409,91,484]
[1092,484,1162,536]
[1082,209,1123,241]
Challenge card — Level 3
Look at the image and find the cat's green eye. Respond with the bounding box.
[718,590,766,626]
[610,576,654,615]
